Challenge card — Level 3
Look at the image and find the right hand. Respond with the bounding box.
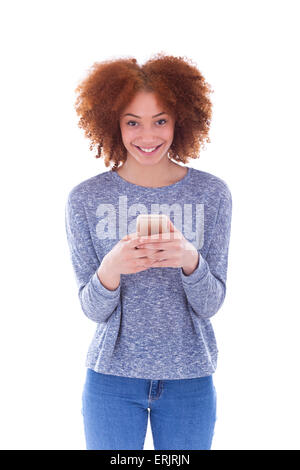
[103,232,159,275]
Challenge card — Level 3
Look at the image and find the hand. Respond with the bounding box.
[104,232,162,275]
[136,218,199,272]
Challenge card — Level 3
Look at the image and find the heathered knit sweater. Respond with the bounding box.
[65,166,232,380]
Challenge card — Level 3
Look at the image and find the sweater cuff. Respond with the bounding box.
[91,270,121,298]
[180,252,208,284]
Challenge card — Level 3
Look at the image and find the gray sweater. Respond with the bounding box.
[65,166,232,379]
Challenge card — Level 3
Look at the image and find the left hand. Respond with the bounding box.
[136,217,199,271]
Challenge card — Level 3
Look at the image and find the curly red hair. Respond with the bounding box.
[74,52,214,171]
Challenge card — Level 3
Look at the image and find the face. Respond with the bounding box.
[119,90,175,166]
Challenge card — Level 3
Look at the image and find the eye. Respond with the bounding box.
[157,119,167,125]
[126,119,167,127]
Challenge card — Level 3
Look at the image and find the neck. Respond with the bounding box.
[117,155,180,187]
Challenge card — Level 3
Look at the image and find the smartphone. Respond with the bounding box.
[136,214,170,237]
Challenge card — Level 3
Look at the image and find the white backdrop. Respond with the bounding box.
[0,0,299,450]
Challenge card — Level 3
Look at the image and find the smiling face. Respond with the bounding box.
[119,90,175,167]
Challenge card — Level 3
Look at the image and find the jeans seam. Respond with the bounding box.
[140,409,149,450]
[159,380,163,398]
[148,380,152,408]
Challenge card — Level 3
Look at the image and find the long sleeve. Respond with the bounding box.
[65,192,121,323]
[180,191,232,319]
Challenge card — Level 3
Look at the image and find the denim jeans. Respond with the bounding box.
[81,368,217,450]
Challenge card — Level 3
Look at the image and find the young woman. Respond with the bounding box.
[65,53,232,450]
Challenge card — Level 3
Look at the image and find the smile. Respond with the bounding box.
[134,144,163,155]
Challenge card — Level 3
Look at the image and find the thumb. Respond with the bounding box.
[124,232,139,243]
[123,233,133,242]
[166,218,182,240]
[167,218,175,232]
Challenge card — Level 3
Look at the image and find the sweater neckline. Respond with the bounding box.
[110,166,192,191]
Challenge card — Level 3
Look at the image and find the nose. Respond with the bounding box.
[137,130,160,144]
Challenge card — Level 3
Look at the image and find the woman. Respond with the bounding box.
[65,53,232,450]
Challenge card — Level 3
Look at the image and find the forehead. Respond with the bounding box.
[121,91,163,114]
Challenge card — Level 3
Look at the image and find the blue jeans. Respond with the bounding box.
[82,368,217,450]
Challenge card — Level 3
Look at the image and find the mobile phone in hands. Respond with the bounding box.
[136,214,170,237]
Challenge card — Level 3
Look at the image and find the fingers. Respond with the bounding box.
[123,233,140,243]
[135,248,165,260]
[139,232,182,243]
[136,256,155,268]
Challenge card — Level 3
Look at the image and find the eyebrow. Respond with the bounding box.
[123,112,167,119]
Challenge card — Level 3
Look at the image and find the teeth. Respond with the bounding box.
[141,147,156,152]
[137,145,159,153]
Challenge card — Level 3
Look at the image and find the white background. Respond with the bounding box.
[0,0,299,450]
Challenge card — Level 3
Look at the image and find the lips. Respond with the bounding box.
[134,144,163,155]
